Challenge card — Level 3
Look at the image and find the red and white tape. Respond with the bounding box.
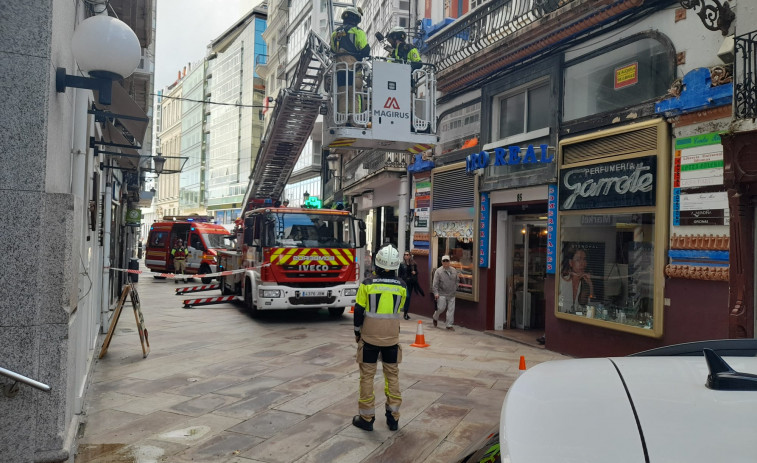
[110,267,248,280]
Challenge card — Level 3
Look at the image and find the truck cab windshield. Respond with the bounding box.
[264,212,353,248]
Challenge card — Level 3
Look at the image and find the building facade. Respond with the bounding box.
[414,0,756,357]
[0,0,155,459]
[206,6,268,225]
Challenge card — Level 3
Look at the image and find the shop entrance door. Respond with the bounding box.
[509,218,547,330]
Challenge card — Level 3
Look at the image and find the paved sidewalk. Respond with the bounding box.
[75,269,566,462]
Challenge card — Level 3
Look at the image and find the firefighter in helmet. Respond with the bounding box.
[352,245,406,432]
[386,26,421,69]
[171,238,188,283]
[330,7,370,125]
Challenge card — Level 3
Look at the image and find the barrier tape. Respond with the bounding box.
[110,267,249,280]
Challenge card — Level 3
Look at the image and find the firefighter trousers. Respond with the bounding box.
[357,341,402,421]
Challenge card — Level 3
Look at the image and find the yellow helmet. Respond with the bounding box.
[341,6,362,24]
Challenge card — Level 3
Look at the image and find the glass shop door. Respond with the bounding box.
[509,219,547,330]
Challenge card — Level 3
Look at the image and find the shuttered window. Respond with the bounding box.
[432,169,474,210]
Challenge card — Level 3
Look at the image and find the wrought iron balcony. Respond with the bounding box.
[735,31,757,120]
[342,150,411,190]
[424,0,565,73]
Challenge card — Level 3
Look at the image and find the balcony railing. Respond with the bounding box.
[342,150,411,189]
[425,0,566,72]
[735,31,757,120]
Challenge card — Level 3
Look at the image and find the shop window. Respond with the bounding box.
[563,36,674,122]
[433,221,475,295]
[493,83,550,140]
[558,212,656,332]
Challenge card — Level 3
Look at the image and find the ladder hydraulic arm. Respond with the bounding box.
[242,32,332,212]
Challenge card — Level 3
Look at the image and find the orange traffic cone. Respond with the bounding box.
[518,355,527,375]
[410,320,430,348]
[349,306,354,313]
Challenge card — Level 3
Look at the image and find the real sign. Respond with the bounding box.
[465,144,554,173]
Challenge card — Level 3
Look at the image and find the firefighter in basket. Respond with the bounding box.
[330,7,370,126]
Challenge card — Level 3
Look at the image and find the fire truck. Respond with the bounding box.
[216,9,436,316]
[218,203,366,316]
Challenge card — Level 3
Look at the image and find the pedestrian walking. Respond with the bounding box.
[398,251,422,320]
[432,254,459,331]
[171,239,188,283]
[352,245,406,432]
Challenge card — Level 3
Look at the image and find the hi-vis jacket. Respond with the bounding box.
[172,246,188,260]
[354,276,406,346]
[391,43,421,63]
[330,25,370,61]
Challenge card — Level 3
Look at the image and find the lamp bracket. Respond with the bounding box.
[88,109,149,124]
[679,0,735,35]
[90,136,142,151]
[56,68,113,105]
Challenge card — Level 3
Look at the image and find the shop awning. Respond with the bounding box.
[93,82,149,145]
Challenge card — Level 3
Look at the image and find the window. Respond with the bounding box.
[433,221,475,294]
[563,36,674,121]
[399,16,408,27]
[495,83,549,139]
[558,213,656,331]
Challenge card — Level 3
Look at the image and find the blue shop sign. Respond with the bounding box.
[466,144,554,173]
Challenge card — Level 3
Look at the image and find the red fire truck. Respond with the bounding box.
[218,203,365,316]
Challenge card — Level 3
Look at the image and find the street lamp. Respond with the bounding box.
[153,155,166,175]
[303,191,310,203]
[55,15,142,105]
[326,153,340,177]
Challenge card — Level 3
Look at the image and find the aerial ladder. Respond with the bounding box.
[242,2,438,213]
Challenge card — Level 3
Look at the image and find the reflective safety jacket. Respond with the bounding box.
[392,43,421,63]
[330,25,370,61]
[354,276,406,346]
[172,246,188,260]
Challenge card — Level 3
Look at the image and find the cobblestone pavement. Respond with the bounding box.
[75,267,567,462]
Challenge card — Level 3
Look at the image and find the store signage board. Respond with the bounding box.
[479,192,490,268]
[672,132,727,226]
[546,184,557,274]
[466,144,554,173]
[558,156,657,211]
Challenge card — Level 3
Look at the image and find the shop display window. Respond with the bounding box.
[433,220,476,296]
[557,212,656,332]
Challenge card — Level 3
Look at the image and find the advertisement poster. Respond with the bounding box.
[672,132,727,226]
[479,192,490,268]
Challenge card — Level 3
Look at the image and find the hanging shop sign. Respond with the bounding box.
[546,184,557,274]
[479,192,490,268]
[558,156,657,211]
[465,144,555,173]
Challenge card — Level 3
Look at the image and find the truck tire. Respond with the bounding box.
[200,264,212,284]
[329,307,345,317]
[244,280,259,318]
[220,276,232,295]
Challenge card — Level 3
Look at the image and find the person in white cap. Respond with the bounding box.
[432,254,459,331]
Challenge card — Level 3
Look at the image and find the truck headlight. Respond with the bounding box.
[344,288,358,297]
[260,289,281,298]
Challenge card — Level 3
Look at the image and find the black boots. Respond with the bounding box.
[352,415,375,431]
[385,410,399,431]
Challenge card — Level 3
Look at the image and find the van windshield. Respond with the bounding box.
[203,233,234,250]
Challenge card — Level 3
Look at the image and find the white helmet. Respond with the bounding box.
[374,245,400,271]
[387,26,407,41]
[341,6,362,24]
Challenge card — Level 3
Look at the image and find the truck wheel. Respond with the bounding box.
[220,276,231,295]
[244,280,259,317]
[200,264,212,284]
[329,307,346,317]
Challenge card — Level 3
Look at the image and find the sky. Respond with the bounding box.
[154,0,262,90]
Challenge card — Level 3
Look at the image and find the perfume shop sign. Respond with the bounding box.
[559,156,657,211]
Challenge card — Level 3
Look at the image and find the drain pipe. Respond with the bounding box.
[398,174,409,254]
[101,181,112,332]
